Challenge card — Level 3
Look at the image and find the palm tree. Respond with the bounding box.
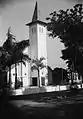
[11,40,31,89]
[0,28,31,115]
[3,27,16,88]
[31,57,47,87]
[3,27,30,89]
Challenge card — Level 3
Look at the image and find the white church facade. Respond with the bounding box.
[7,2,51,89]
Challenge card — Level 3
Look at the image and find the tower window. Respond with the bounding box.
[32,27,36,33]
[39,27,43,33]
[41,28,43,32]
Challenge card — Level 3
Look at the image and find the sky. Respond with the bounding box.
[0,0,83,69]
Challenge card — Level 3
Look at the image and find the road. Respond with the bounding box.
[8,94,83,119]
[1,91,83,119]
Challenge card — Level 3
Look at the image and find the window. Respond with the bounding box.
[41,28,43,32]
[32,27,36,33]
[39,27,43,33]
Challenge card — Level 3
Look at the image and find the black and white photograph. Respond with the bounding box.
[0,0,83,119]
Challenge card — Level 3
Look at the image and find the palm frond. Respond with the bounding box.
[9,53,31,66]
[31,57,46,71]
[31,65,38,71]
[40,63,47,69]
[39,57,46,62]
[14,40,30,53]
[21,54,31,61]
[3,28,16,53]
[0,28,30,73]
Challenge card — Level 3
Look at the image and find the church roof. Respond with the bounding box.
[26,1,47,26]
[26,20,47,26]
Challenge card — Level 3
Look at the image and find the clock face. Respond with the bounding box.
[41,68,47,76]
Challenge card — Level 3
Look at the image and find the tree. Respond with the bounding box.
[46,4,83,80]
[52,68,68,85]
[3,27,16,88]
[0,27,30,89]
[0,47,11,89]
[31,57,47,87]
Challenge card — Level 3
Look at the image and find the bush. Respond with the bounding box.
[69,82,79,95]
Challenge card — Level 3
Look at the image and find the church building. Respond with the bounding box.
[7,2,52,89]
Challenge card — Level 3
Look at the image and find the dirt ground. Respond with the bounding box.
[1,90,83,119]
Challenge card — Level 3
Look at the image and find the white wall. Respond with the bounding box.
[22,47,30,87]
[29,24,38,59]
[37,24,47,59]
[8,65,15,88]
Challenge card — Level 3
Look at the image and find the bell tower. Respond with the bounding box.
[26,1,48,86]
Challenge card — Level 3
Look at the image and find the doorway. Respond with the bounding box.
[32,77,37,86]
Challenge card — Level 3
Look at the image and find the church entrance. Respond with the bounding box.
[32,77,37,86]
[41,77,45,86]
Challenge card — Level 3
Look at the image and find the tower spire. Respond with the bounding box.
[26,1,47,26]
[32,1,38,22]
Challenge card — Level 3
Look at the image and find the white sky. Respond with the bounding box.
[0,0,82,69]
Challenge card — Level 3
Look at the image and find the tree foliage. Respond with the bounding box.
[52,68,68,85]
[3,27,30,68]
[46,4,83,75]
[31,57,46,70]
[0,27,30,89]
